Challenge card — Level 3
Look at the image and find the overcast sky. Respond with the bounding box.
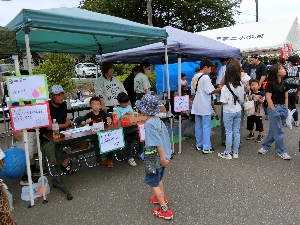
[0,0,299,27]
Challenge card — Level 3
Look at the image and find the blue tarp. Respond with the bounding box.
[103,26,240,64]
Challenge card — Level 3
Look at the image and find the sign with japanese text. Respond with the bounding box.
[174,95,189,112]
[7,74,49,102]
[98,128,124,154]
[137,123,145,142]
[9,102,52,132]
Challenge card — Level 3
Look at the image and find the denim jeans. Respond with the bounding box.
[262,105,288,154]
[223,111,241,154]
[221,106,243,143]
[195,115,211,150]
[127,141,144,159]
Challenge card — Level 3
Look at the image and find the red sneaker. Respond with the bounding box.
[107,161,114,168]
[152,207,173,220]
[149,196,168,204]
[100,158,108,165]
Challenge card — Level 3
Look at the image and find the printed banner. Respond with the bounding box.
[7,74,49,102]
[98,128,125,154]
[174,95,189,112]
[9,102,52,131]
[137,123,145,142]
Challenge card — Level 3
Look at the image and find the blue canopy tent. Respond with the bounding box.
[103,26,240,153]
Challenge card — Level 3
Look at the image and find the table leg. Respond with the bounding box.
[52,143,73,200]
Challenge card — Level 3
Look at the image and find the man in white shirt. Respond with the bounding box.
[216,58,228,85]
[192,59,221,154]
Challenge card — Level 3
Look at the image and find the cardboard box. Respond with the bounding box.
[122,115,147,124]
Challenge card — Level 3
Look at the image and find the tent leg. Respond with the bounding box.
[24,27,33,75]
[177,55,182,154]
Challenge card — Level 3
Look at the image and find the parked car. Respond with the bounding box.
[74,63,100,78]
[0,64,15,74]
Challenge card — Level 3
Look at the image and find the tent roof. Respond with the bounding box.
[197,17,300,55]
[5,7,168,54]
[102,26,241,64]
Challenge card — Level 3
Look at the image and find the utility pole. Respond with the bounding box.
[255,0,258,22]
[147,0,153,26]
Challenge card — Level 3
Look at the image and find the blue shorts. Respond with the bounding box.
[144,167,165,187]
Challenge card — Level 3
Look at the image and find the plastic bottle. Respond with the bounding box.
[4,189,13,211]
[112,107,118,124]
[52,119,60,138]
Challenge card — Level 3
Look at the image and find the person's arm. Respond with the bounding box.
[100,98,107,113]
[285,91,288,108]
[119,81,128,94]
[254,94,264,104]
[157,146,169,167]
[142,75,151,94]
[13,131,22,141]
[259,75,266,88]
[266,92,274,110]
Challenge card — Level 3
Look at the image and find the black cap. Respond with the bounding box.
[250,54,259,59]
[287,55,298,65]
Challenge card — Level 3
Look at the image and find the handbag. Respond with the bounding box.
[243,91,255,117]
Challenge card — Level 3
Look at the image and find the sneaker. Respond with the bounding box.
[149,196,169,204]
[277,153,291,160]
[101,158,108,165]
[294,121,299,127]
[196,146,203,151]
[202,148,214,154]
[128,158,137,167]
[152,207,173,220]
[265,115,269,120]
[107,161,114,168]
[218,152,232,159]
[31,169,47,177]
[232,153,239,159]
[239,141,243,148]
[20,177,37,186]
[257,148,268,154]
[221,142,226,147]
[255,135,264,143]
[246,133,255,140]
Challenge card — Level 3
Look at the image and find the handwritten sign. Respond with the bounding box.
[137,123,145,142]
[174,95,189,112]
[9,102,52,132]
[7,74,49,102]
[98,128,125,154]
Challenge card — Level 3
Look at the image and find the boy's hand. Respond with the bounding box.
[160,158,169,167]
[65,118,72,127]
[13,132,21,141]
[106,117,112,125]
[125,111,132,116]
[85,118,92,124]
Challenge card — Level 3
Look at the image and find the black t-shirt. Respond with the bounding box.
[250,62,267,88]
[265,81,289,104]
[83,110,108,125]
[123,74,136,103]
[40,101,68,141]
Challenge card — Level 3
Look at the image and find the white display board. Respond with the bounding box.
[174,95,189,112]
[98,128,125,154]
[9,103,52,132]
[7,75,49,102]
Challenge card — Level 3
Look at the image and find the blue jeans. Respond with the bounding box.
[127,141,144,159]
[262,105,288,154]
[223,111,241,154]
[195,115,211,150]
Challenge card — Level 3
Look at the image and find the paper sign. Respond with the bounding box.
[7,74,49,102]
[9,102,52,132]
[98,128,125,154]
[174,95,189,112]
[137,123,145,142]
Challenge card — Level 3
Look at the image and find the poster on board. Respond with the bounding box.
[6,74,49,102]
[174,95,189,112]
[98,128,125,154]
[137,123,145,142]
[9,102,52,132]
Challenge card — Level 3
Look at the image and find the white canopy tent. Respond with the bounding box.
[197,17,300,56]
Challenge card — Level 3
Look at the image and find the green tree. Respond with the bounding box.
[79,0,242,32]
[33,53,76,93]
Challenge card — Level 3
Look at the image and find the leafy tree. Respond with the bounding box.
[79,0,242,32]
[33,53,76,93]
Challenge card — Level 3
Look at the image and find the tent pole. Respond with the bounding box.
[24,27,33,75]
[177,54,182,154]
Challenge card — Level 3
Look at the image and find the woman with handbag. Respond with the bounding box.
[218,64,245,159]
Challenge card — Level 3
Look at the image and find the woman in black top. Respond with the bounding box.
[257,64,291,160]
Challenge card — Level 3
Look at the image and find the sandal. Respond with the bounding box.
[60,160,73,174]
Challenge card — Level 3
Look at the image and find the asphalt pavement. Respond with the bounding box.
[2,105,300,225]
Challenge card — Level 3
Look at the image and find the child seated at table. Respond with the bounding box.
[81,97,113,167]
[116,92,144,167]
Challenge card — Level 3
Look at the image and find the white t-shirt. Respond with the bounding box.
[134,72,151,94]
[220,83,245,113]
[191,75,215,116]
[216,65,226,84]
[190,73,202,95]
[94,75,127,107]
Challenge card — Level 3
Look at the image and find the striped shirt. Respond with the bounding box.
[285,67,300,94]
